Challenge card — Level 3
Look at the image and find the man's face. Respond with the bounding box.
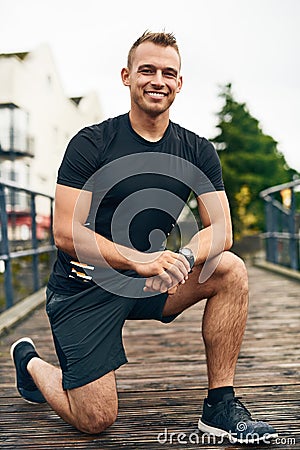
[122,42,182,117]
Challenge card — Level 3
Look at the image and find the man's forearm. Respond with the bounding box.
[59,222,142,271]
[185,224,232,266]
[57,221,190,290]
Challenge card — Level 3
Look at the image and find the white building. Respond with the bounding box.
[0,44,103,239]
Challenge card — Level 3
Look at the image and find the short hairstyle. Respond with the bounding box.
[127,30,181,69]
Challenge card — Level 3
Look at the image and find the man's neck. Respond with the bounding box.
[129,110,169,142]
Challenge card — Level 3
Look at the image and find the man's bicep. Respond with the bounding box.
[54,184,92,232]
[196,191,232,229]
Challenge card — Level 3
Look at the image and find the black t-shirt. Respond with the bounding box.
[47,113,224,296]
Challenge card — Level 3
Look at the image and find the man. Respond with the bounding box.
[10,31,277,443]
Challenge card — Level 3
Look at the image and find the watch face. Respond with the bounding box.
[181,248,192,257]
[179,248,195,269]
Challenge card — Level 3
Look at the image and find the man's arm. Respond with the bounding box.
[143,190,232,294]
[53,184,190,290]
[54,184,134,269]
[185,190,233,265]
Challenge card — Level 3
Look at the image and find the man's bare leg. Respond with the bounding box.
[12,251,246,435]
[162,251,249,388]
[27,358,117,434]
[163,251,278,441]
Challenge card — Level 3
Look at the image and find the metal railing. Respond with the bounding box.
[0,179,56,310]
[260,179,300,271]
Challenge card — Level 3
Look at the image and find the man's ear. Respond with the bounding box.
[176,75,183,93]
[121,67,130,86]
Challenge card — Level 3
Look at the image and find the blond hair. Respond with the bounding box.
[127,30,181,69]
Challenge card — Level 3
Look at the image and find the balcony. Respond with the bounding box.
[0,104,34,159]
[0,134,34,158]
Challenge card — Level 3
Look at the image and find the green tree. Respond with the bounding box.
[211,83,297,239]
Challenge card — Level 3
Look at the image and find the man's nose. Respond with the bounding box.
[151,70,165,87]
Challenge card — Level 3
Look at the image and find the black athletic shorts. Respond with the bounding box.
[46,286,177,390]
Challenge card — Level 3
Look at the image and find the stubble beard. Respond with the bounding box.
[133,94,175,118]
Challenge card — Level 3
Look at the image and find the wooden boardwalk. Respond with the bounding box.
[0,264,299,449]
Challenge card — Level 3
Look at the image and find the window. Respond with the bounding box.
[0,160,30,211]
[0,107,11,150]
[13,107,28,152]
[0,105,29,153]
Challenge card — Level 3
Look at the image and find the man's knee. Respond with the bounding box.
[217,251,248,291]
[76,405,118,434]
[68,370,118,434]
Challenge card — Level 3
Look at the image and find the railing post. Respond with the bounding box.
[0,185,14,308]
[289,188,298,270]
[31,193,40,291]
[265,197,278,264]
[49,197,56,268]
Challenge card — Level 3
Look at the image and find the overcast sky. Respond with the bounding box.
[1,0,299,173]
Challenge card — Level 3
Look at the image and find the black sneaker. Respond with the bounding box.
[198,394,278,444]
[10,337,46,404]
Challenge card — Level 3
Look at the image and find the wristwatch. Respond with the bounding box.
[178,247,195,271]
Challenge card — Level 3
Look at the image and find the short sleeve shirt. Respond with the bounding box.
[48,113,224,295]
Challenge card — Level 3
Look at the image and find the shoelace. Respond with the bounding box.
[224,397,252,423]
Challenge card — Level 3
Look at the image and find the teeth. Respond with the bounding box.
[148,92,165,97]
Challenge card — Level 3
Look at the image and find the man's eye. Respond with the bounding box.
[164,72,176,78]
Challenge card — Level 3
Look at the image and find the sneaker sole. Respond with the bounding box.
[10,337,36,360]
[198,419,278,444]
[10,337,46,404]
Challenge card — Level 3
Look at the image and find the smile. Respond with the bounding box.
[146,92,167,98]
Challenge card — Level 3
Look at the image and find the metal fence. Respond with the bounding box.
[0,179,56,310]
[260,179,300,271]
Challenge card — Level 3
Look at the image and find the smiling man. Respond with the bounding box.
[123,39,182,122]
[10,31,277,444]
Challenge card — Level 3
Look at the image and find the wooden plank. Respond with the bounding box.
[0,287,46,336]
[0,264,299,449]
